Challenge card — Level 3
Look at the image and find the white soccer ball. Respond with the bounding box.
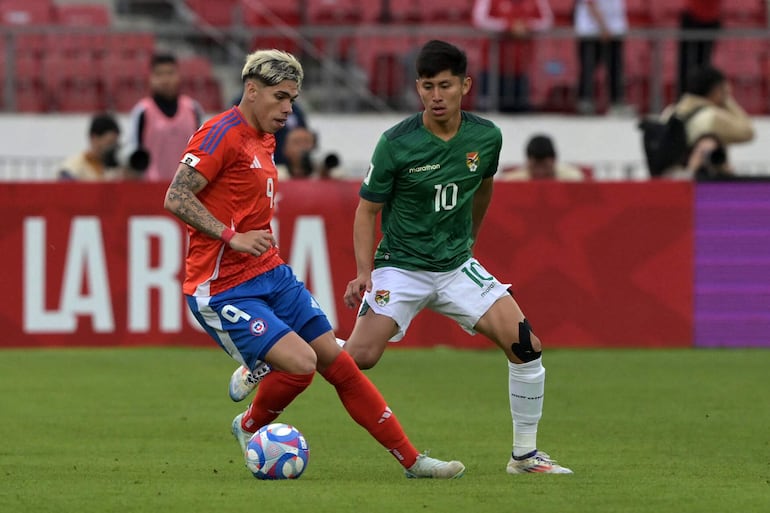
[245,423,309,480]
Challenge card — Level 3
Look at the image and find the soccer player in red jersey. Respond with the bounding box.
[164,49,464,479]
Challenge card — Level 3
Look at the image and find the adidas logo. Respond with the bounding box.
[250,155,261,169]
[378,406,392,424]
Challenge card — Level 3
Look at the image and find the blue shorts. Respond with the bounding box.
[186,264,332,371]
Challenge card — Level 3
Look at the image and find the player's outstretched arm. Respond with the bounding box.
[343,198,383,308]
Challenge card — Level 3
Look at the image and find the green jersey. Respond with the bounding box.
[360,112,503,272]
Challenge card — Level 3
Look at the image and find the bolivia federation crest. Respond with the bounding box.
[466,152,479,172]
[374,290,390,306]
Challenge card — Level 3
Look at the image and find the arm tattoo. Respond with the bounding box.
[166,164,227,240]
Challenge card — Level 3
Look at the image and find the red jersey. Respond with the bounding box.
[180,106,283,296]
[472,0,553,74]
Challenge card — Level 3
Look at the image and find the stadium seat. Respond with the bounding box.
[306,0,364,24]
[0,0,54,25]
[352,33,423,108]
[185,0,239,26]
[14,32,47,60]
[384,0,423,23]
[48,32,109,60]
[106,32,156,59]
[649,0,685,27]
[55,4,111,26]
[178,56,222,112]
[419,0,473,24]
[722,0,766,27]
[241,0,301,26]
[43,54,105,112]
[13,56,47,112]
[529,38,577,112]
[102,53,150,112]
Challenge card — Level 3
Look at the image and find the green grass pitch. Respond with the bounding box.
[1,346,768,513]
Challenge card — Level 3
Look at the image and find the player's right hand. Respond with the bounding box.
[229,230,276,257]
[343,274,372,309]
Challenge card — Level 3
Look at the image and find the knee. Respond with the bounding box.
[510,318,543,363]
[287,352,317,375]
[345,345,378,370]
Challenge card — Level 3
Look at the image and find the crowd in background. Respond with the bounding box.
[1,0,764,181]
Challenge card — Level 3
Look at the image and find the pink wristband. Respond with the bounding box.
[221,227,236,244]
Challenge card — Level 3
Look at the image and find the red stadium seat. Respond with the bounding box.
[722,0,766,27]
[385,0,423,23]
[14,32,47,60]
[106,32,155,59]
[529,38,577,112]
[55,4,111,26]
[0,0,54,25]
[13,56,47,111]
[185,0,239,26]
[352,32,423,107]
[179,56,222,112]
[241,0,301,26]
[42,54,105,112]
[306,0,364,24]
[625,0,652,27]
[649,0,685,27]
[419,0,473,24]
[102,53,150,112]
[48,32,109,59]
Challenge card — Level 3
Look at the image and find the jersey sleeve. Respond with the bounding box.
[359,134,396,203]
[484,126,503,179]
[180,122,226,181]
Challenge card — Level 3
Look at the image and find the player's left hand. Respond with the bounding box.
[229,229,276,256]
[343,273,371,309]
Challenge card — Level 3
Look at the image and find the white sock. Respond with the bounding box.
[335,337,346,348]
[508,358,545,458]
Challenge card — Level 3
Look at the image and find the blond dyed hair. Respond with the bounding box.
[241,49,303,89]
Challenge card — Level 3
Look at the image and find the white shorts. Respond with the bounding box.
[360,257,511,342]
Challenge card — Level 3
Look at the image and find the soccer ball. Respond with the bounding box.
[245,423,309,480]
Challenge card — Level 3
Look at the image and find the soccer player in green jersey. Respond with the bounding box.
[341,39,572,475]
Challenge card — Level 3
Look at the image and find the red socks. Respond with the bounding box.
[321,351,419,468]
[241,370,314,433]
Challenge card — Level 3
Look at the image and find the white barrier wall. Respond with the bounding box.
[2,113,769,180]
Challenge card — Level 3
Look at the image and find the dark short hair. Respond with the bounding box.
[686,66,726,97]
[526,134,556,160]
[89,113,120,137]
[416,40,467,78]
[150,53,177,70]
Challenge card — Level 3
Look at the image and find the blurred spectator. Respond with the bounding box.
[472,0,554,113]
[574,0,629,115]
[276,101,308,166]
[665,66,754,148]
[277,126,317,180]
[499,134,585,180]
[660,66,754,177]
[678,0,721,96]
[128,53,204,183]
[664,133,732,180]
[277,126,346,180]
[58,113,143,181]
